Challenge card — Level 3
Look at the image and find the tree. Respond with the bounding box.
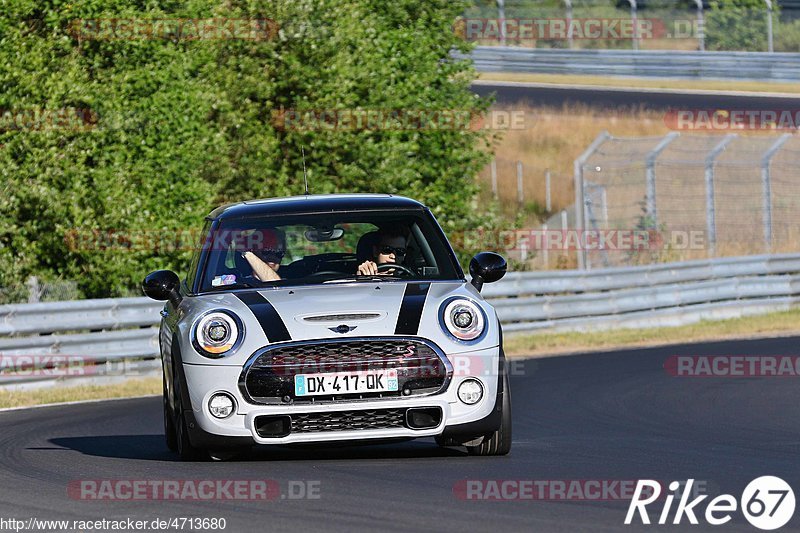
[0,0,493,297]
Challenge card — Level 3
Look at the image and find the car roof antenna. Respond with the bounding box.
[301,147,309,196]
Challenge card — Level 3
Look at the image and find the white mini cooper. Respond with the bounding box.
[143,194,510,460]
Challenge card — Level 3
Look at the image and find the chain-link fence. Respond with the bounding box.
[0,277,81,305]
[463,0,800,53]
[575,131,800,269]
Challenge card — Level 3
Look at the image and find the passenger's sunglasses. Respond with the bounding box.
[253,249,285,263]
[378,245,406,257]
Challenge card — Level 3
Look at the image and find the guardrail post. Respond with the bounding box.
[645,132,679,226]
[574,131,611,270]
[761,133,791,252]
[764,0,774,53]
[627,0,639,51]
[704,134,737,256]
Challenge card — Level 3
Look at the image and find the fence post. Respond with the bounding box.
[542,223,549,268]
[694,0,705,52]
[564,0,574,49]
[704,134,737,257]
[490,160,498,200]
[497,0,506,46]
[628,0,639,51]
[545,169,552,212]
[574,131,611,270]
[764,0,774,53]
[645,132,680,226]
[761,133,791,252]
[516,161,524,206]
[26,276,40,304]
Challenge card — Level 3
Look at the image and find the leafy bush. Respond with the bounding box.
[705,0,772,51]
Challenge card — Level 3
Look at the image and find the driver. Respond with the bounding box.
[357,227,409,276]
[242,228,286,282]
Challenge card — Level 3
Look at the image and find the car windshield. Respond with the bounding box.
[197,211,462,292]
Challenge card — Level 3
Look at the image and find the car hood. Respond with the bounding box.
[179,280,499,365]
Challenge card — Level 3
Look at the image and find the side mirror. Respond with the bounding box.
[142,270,181,302]
[469,252,507,292]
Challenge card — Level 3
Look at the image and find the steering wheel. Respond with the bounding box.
[377,263,415,277]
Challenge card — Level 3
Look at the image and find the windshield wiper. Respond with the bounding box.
[322,276,404,284]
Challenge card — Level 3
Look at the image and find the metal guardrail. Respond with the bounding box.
[468,46,800,81]
[481,254,800,297]
[3,253,800,387]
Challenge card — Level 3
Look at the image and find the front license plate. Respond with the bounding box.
[294,369,399,397]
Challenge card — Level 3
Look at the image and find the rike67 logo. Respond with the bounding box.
[626,477,795,530]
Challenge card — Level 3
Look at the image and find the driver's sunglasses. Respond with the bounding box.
[254,249,285,263]
[379,245,406,257]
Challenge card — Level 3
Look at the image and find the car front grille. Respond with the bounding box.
[292,408,406,433]
[253,407,443,437]
[240,337,451,405]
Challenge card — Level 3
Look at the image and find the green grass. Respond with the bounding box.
[0,377,161,409]
[505,307,800,358]
[477,72,800,94]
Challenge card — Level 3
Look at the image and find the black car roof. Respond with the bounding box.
[207,194,427,220]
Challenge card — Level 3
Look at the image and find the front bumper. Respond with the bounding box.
[182,344,501,447]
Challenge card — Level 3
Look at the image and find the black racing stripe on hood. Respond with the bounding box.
[394,283,430,335]
[236,292,291,343]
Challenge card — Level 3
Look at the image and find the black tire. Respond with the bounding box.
[172,358,207,461]
[466,372,512,456]
[163,375,178,452]
[175,409,207,461]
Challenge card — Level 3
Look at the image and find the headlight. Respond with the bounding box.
[208,392,236,419]
[193,311,242,358]
[440,298,485,342]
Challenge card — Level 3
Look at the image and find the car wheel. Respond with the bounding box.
[175,409,207,461]
[163,375,178,452]
[172,359,207,461]
[466,372,512,456]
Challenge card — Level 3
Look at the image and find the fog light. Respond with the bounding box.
[457,379,484,405]
[208,393,235,419]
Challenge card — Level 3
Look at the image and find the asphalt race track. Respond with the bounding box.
[1,336,799,532]
[472,81,800,112]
